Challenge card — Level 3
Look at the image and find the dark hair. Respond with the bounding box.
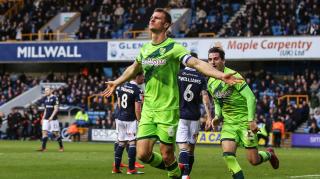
[208,47,225,60]
[154,8,172,25]
[190,52,198,58]
[136,71,143,77]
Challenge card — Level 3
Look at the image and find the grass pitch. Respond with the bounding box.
[0,141,319,179]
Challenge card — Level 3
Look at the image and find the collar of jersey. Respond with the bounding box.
[185,67,196,71]
[151,37,169,46]
[130,80,138,85]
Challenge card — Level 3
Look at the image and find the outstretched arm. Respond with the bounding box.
[102,61,142,97]
[186,57,242,85]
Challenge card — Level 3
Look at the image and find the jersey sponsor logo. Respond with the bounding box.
[214,87,233,99]
[142,58,166,66]
[181,71,198,77]
[17,46,82,58]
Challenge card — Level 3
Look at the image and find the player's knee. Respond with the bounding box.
[161,152,175,164]
[222,152,236,162]
[248,157,260,166]
[137,150,151,163]
[42,132,48,138]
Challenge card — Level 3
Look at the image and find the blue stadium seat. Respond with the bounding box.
[232,3,241,12]
[272,25,282,35]
[87,111,106,124]
[298,25,308,34]
[311,17,320,25]
[223,15,229,23]
[208,15,216,23]
[111,32,117,39]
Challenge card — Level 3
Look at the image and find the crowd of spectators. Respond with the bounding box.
[222,0,320,37]
[75,0,162,39]
[245,69,319,133]
[0,0,163,41]
[5,106,42,140]
[0,73,38,106]
[1,0,319,40]
[0,0,55,41]
[169,0,244,37]
[0,1,15,15]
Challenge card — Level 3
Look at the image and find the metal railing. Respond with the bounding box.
[20,32,69,41]
[2,0,24,18]
[123,30,149,39]
[277,95,309,106]
[199,32,216,37]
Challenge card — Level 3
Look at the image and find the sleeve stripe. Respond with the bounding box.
[237,83,248,92]
[182,54,192,66]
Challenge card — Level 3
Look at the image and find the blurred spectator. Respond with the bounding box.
[272,118,285,148]
[75,109,89,127]
[0,111,3,139]
[67,123,80,142]
[30,106,42,140]
[43,26,53,40]
[6,108,22,140]
[21,111,30,141]
[309,121,319,134]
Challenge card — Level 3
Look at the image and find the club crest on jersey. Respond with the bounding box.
[167,126,175,137]
[159,47,166,56]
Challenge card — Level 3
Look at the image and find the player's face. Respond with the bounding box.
[44,88,51,96]
[149,12,169,33]
[208,52,225,71]
[136,75,145,85]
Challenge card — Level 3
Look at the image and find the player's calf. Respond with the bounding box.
[178,148,190,176]
[223,152,244,179]
[114,144,125,170]
[128,144,136,170]
[143,152,166,170]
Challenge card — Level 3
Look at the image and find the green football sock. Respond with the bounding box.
[223,152,242,176]
[258,151,271,163]
[166,160,181,178]
[147,152,166,170]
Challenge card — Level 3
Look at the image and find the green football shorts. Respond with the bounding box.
[137,109,179,144]
[220,122,258,148]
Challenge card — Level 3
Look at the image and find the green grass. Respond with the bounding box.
[0,141,319,179]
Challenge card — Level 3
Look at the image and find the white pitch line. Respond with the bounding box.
[289,175,320,178]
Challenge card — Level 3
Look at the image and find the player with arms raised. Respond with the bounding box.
[103,8,242,178]
[206,47,279,179]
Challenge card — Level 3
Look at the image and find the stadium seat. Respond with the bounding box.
[232,3,241,12]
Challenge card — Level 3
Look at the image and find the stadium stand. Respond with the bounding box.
[0,0,168,41]
[1,64,319,141]
[1,0,319,41]
[168,0,244,37]
[0,73,38,106]
[221,0,320,37]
